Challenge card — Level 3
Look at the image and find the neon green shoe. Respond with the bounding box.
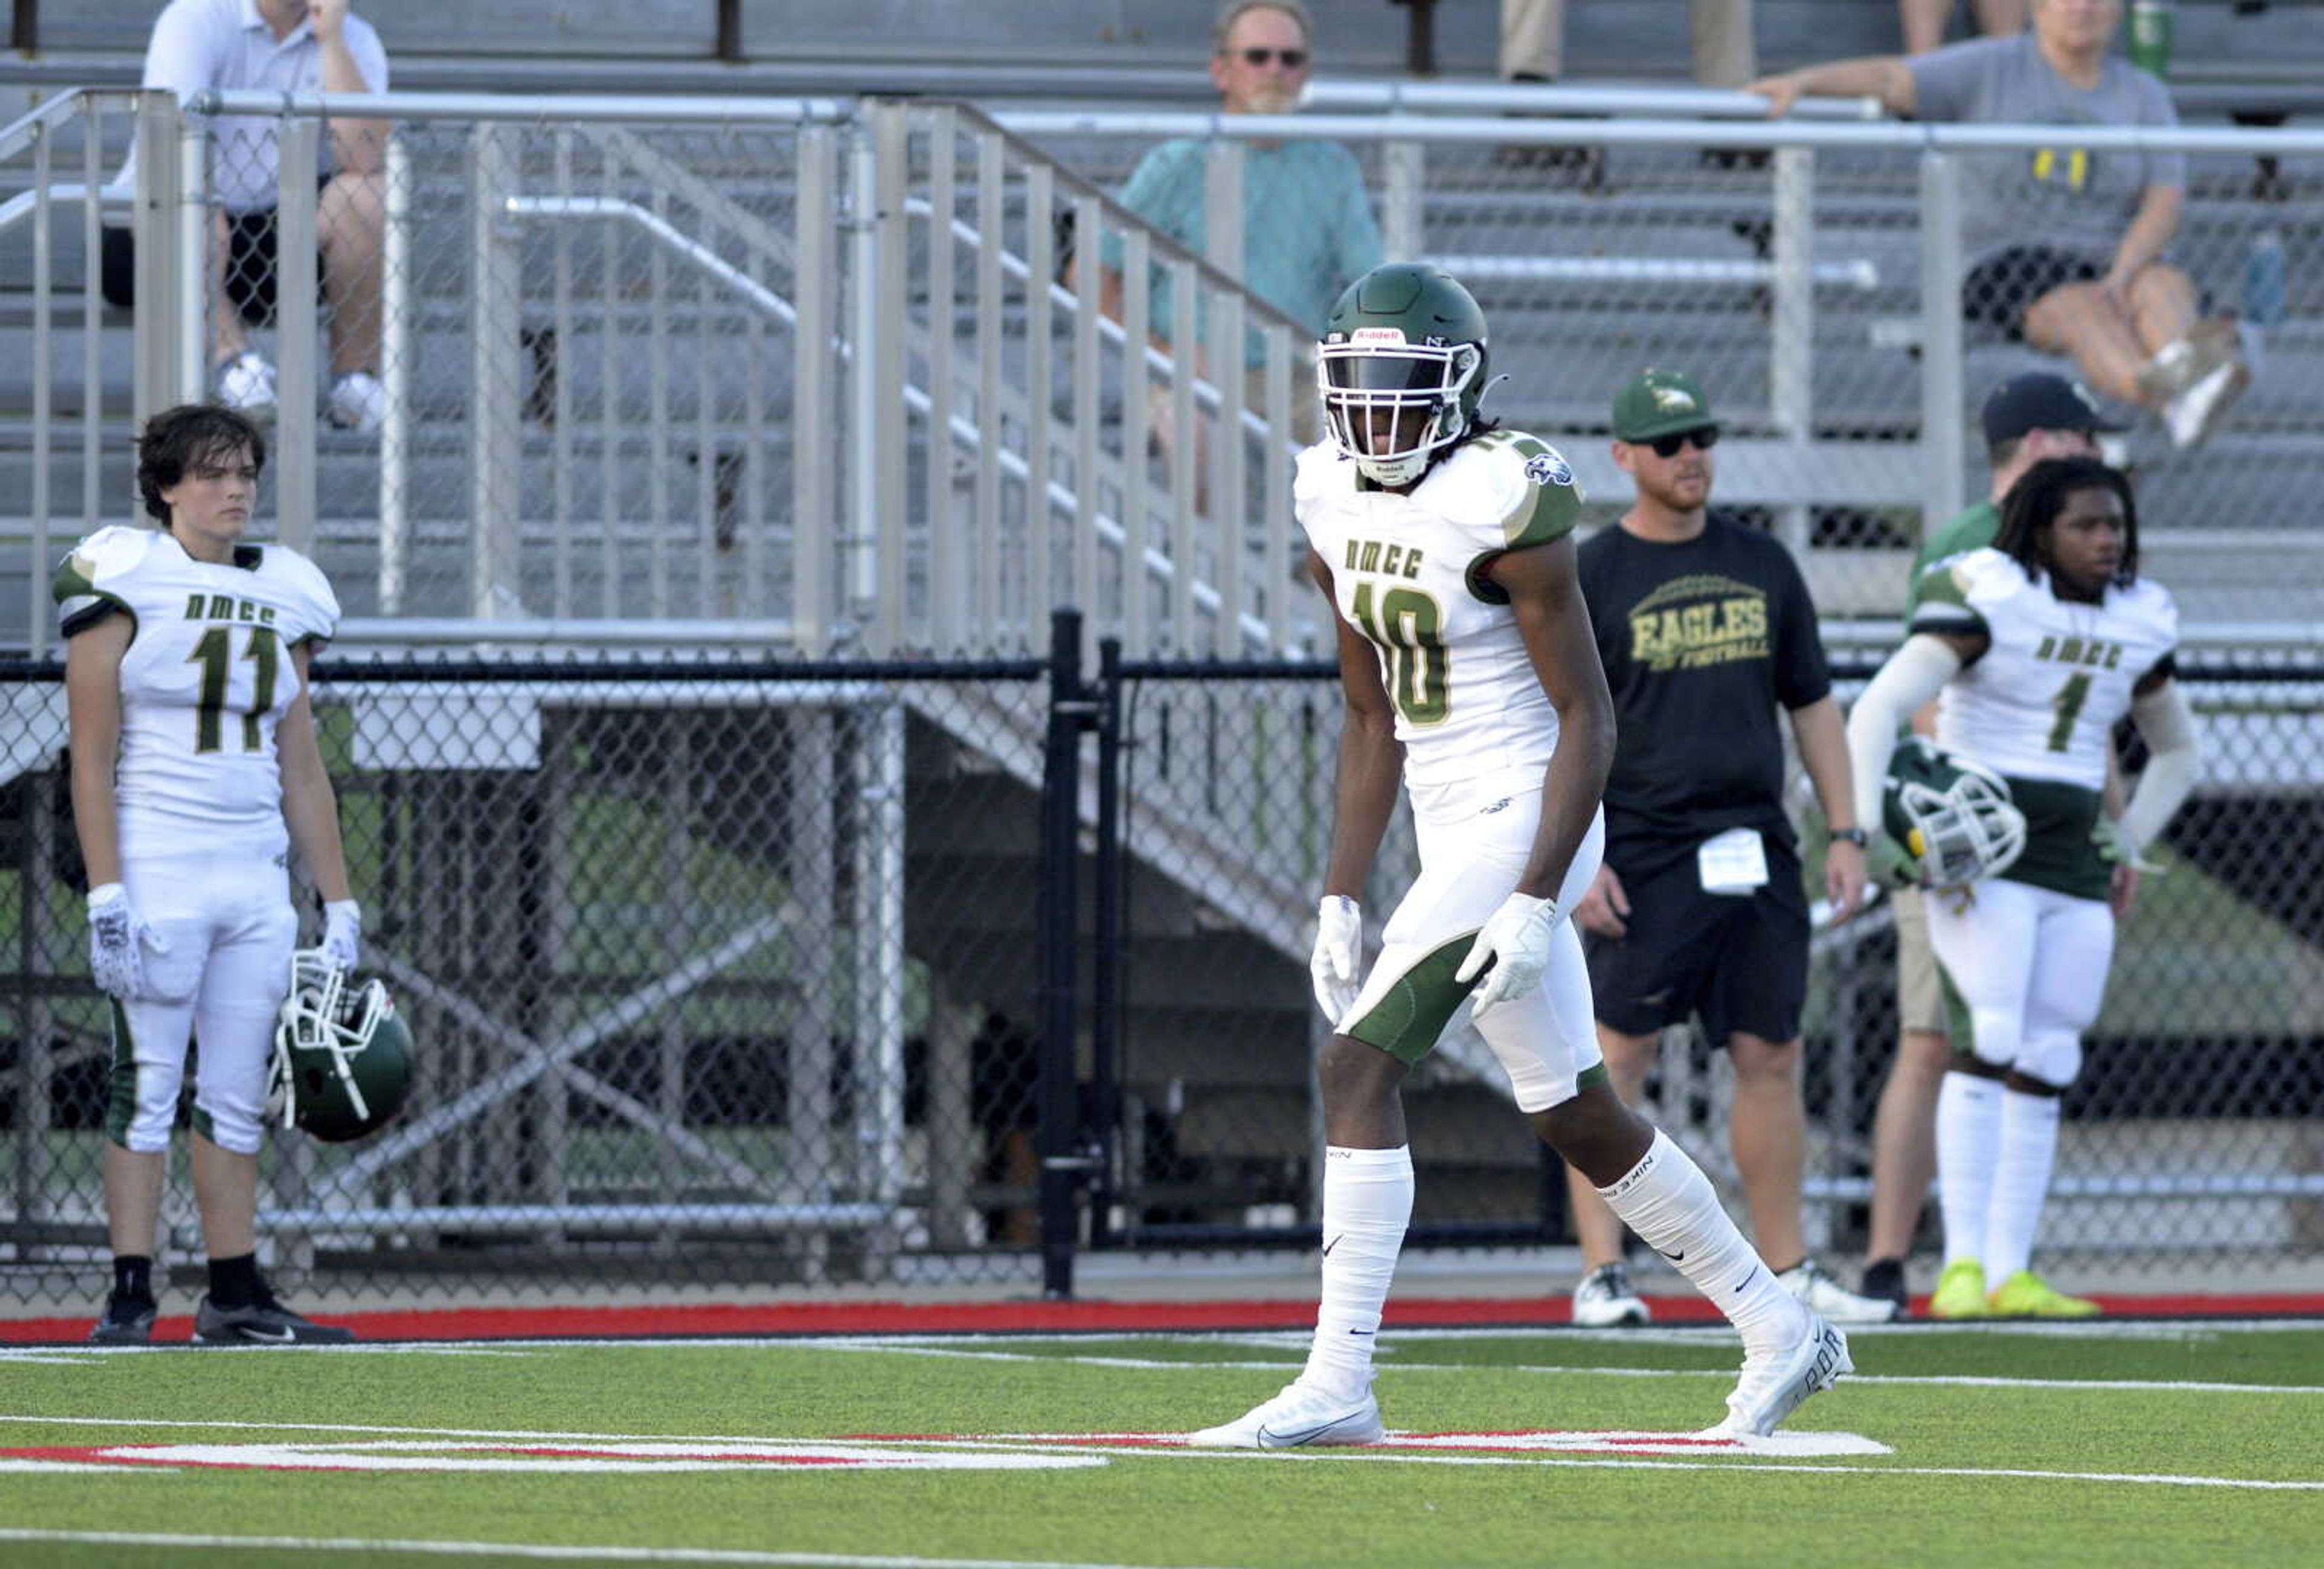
[1988,1269,2101,1318]
[1928,1259,1989,1320]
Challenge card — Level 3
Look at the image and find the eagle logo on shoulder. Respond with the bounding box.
[1523,449,1574,488]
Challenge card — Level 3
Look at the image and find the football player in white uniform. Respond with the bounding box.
[1189,265,1850,1449]
[61,404,363,1346]
[1845,456,2201,1318]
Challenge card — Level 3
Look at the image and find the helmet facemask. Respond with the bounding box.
[1886,742,2029,886]
[1319,332,1482,487]
[271,949,401,1137]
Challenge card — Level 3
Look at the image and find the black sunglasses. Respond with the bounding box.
[1233,47,1309,68]
[1647,427,1719,458]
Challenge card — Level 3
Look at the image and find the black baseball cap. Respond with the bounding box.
[1980,373,2126,445]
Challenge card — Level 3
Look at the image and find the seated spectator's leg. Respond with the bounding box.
[1499,0,1563,81]
[206,209,252,370]
[1897,0,1952,54]
[318,169,387,376]
[2122,260,2204,360]
[2021,281,2148,407]
[1726,1031,1805,1268]
[1972,0,2027,39]
[1561,1025,1655,1267]
[1690,0,1756,88]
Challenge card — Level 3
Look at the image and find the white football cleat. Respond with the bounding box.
[1186,1380,1384,1449]
[1777,1257,1900,1324]
[1715,1311,1851,1438]
[1572,1261,1651,1327]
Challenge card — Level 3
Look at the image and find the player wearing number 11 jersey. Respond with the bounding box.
[57,404,360,1346]
[1846,456,2201,1318]
[1187,264,1850,1450]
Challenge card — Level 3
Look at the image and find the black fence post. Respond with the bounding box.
[1088,637,1124,1248]
[1037,610,1096,1297]
[715,0,742,63]
[11,0,35,53]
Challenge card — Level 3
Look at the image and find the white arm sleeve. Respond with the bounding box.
[1845,634,1963,837]
[2120,679,2202,854]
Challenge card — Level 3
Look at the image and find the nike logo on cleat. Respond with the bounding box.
[239,1327,298,1343]
[1658,1248,1687,1263]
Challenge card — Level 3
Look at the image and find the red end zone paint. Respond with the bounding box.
[2,1289,2319,1344]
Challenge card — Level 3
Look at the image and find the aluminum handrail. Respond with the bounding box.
[0,181,127,242]
[192,87,853,126]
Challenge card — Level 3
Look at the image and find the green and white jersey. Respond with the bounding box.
[1909,545,2176,898]
[54,525,340,858]
[1296,429,1584,800]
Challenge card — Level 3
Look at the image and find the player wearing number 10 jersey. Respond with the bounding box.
[1187,264,1851,1451]
[1846,456,2202,1318]
[57,403,361,1346]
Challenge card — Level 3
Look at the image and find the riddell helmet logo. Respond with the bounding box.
[1351,327,1408,345]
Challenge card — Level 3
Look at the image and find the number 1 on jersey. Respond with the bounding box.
[2047,671,2093,752]
[1351,581,1449,725]
[187,625,280,753]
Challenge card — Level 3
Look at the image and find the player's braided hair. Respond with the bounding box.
[1994,454,2139,591]
[135,403,268,524]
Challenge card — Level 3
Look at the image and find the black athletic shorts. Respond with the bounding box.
[1962,245,2104,339]
[1584,837,1810,1046]
[99,191,330,326]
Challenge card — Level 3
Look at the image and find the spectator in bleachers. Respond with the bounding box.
[1502,0,1758,89]
[1899,0,2027,55]
[1750,0,2249,450]
[1088,0,1382,447]
[1563,367,1897,1332]
[102,0,392,434]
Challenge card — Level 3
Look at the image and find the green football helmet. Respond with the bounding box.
[1318,263,1490,486]
[271,951,412,1143]
[1884,737,2027,888]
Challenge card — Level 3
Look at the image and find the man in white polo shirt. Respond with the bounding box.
[103,0,391,433]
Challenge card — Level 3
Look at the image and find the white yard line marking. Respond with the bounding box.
[0,1533,1235,1569]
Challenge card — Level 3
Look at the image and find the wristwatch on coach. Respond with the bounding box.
[1829,827,1868,847]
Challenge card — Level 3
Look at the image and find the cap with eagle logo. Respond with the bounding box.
[1612,367,1719,443]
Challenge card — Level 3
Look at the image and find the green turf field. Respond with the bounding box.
[2,1321,2320,1568]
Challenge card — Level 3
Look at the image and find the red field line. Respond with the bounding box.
[3,1289,2320,1344]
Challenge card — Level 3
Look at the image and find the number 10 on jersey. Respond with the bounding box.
[1351,581,1448,725]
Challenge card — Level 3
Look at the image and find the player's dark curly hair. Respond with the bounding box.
[135,403,267,524]
[1994,455,2138,590]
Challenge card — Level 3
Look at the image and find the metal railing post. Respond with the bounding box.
[28,117,50,653]
[467,122,525,618]
[1770,144,1814,556]
[1203,141,1245,656]
[273,116,321,553]
[1384,136,1424,264]
[792,125,836,653]
[871,106,909,654]
[1919,151,1968,533]
[1037,607,1094,1296]
[130,90,189,428]
[380,133,413,613]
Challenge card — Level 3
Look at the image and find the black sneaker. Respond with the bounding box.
[88,1291,157,1346]
[194,1291,354,1346]
[1860,1257,1910,1317]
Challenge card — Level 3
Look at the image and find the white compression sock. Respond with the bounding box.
[1302,1145,1413,1401]
[1936,1073,2004,1269]
[1983,1089,2061,1283]
[1596,1130,1806,1358]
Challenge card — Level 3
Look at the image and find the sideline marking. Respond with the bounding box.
[0,1533,1224,1568]
[957,1428,1892,1458]
[0,1439,1102,1474]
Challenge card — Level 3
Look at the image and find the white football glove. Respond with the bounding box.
[87,883,168,1002]
[320,898,363,974]
[1310,895,1364,1026]
[1455,891,1560,1018]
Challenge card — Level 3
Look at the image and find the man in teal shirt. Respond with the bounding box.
[1858,371,2120,1312]
[1097,1,1384,442]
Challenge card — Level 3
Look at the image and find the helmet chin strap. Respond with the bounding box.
[1476,371,1510,413]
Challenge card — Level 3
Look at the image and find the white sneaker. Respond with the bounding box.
[214,351,277,415]
[327,370,387,434]
[1777,1258,1900,1324]
[2163,357,2250,450]
[1572,1261,1651,1327]
[1186,1380,1384,1449]
[1716,1312,1851,1438]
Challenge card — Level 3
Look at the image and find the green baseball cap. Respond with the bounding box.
[1612,367,1719,442]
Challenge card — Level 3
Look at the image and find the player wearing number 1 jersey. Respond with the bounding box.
[59,404,361,1346]
[1846,456,2201,1318]
[1187,265,1850,1450]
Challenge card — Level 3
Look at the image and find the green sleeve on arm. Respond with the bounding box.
[51,551,129,639]
[1907,562,1988,638]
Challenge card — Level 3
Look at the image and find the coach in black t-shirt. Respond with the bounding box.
[1561,368,1891,1329]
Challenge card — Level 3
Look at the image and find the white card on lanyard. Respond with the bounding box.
[1698,827,1770,896]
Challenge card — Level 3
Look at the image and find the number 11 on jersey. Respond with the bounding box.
[186,625,280,753]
